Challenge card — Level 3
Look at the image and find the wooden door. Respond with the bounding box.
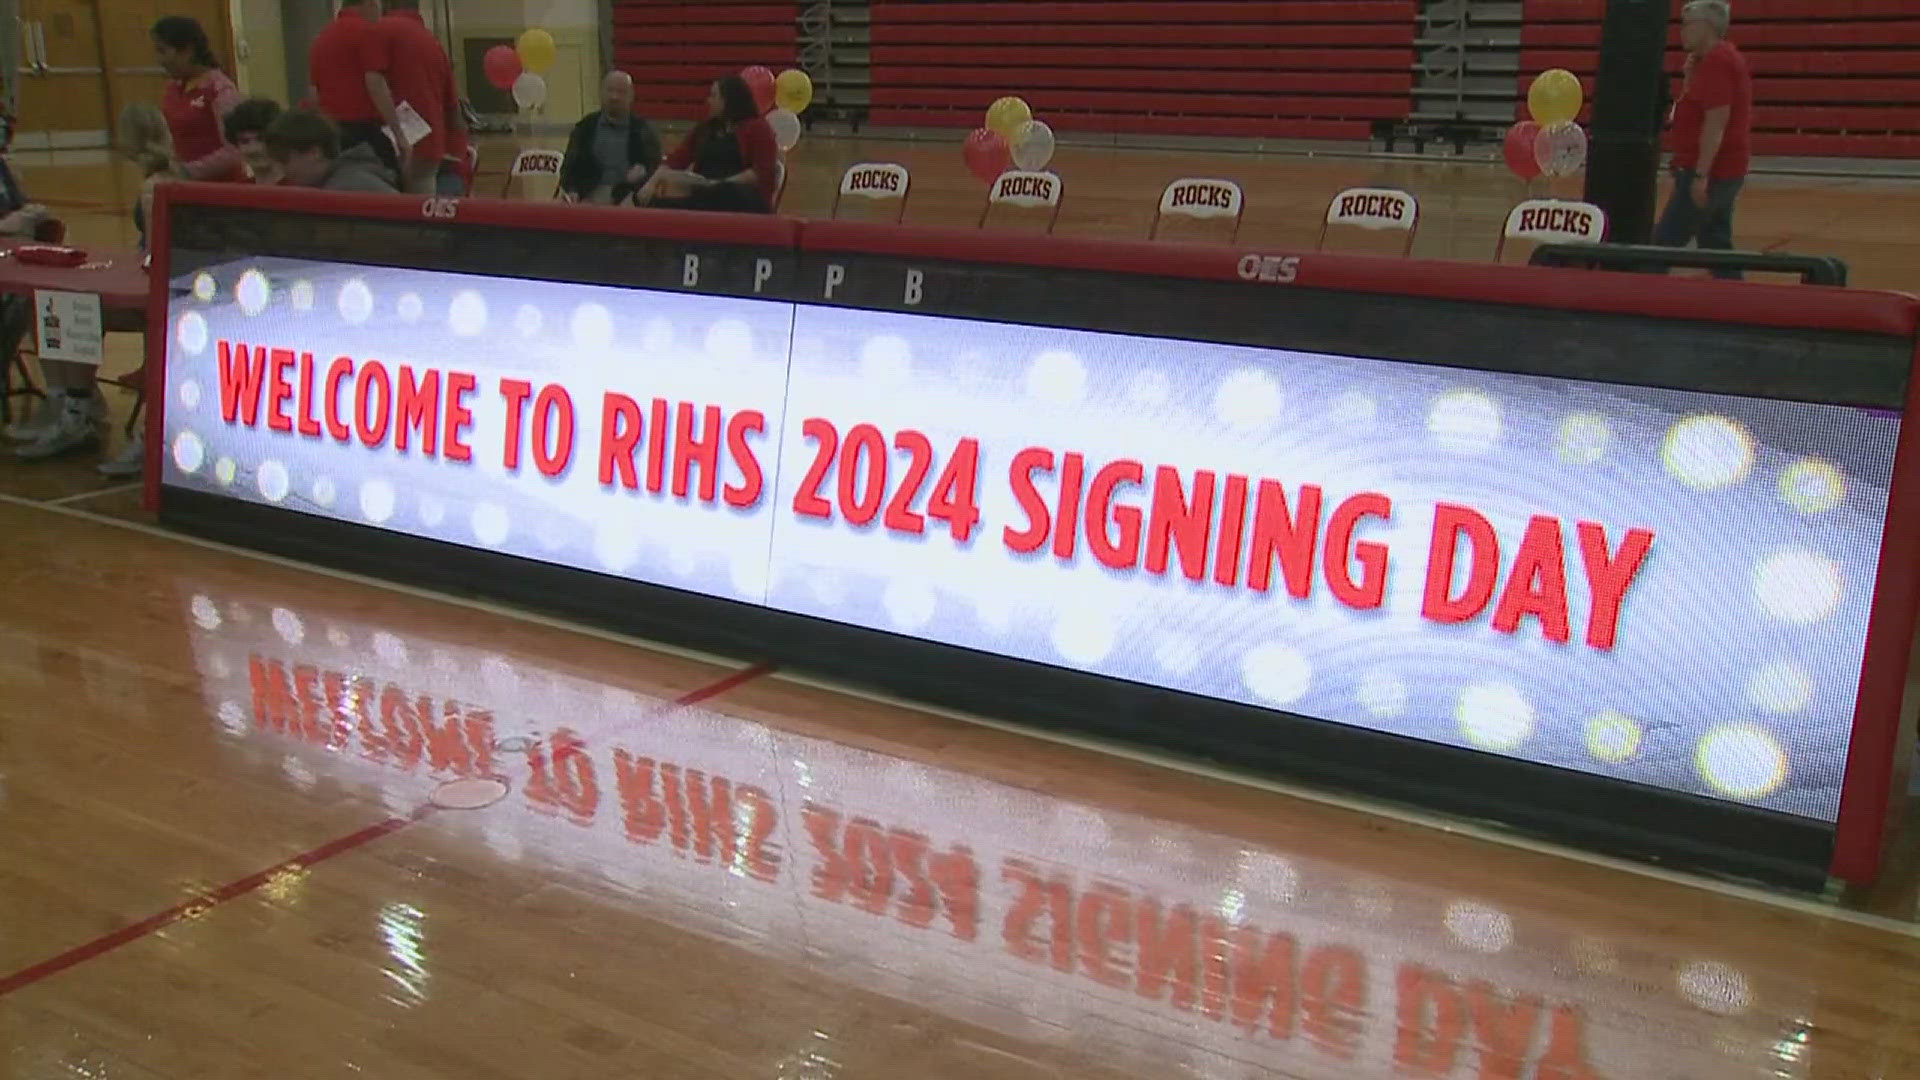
[13,0,109,149]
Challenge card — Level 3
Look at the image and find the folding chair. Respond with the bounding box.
[3,344,41,426]
[1316,187,1420,256]
[830,162,911,224]
[1495,198,1608,262]
[463,144,480,195]
[2,215,70,423]
[1150,178,1244,242]
[772,158,788,213]
[978,170,1063,234]
[501,148,564,199]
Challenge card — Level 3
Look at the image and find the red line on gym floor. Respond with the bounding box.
[0,660,776,997]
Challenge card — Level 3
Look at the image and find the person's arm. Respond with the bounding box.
[177,77,245,180]
[360,24,408,167]
[1692,107,1729,194]
[557,118,592,200]
[364,72,406,159]
[1686,51,1734,202]
[649,130,704,188]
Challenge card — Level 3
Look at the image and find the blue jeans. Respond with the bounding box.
[435,163,466,197]
[1654,169,1745,279]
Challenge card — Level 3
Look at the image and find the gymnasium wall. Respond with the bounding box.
[601,0,1916,161]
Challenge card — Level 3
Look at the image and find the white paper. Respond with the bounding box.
[34,288,103,365]
[392,100,434,148]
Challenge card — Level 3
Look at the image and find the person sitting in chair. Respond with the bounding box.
[558,71,661,205]
[636,75,777,214]
[224,97,285,184]
[0,101,103,463]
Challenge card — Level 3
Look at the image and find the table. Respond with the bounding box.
[143,180,1920,890]
[0,237,148,309]
[0,238,149,423]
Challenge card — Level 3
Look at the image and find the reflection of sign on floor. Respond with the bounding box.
[34,289,103,364]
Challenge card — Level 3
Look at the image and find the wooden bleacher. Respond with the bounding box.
[1521,0,1920,159]
[610,1,799,121]
[866,0,1418,141]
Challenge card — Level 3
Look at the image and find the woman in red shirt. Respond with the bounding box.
[152,16,245,184]
[638,75,778,213]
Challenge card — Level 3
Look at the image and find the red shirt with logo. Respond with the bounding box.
[364,9,466,163]
[161,69,244,182]
[310,6,378,124]
[1671,41,1752,180]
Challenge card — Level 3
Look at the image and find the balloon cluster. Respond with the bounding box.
[484,29,558,110]
[1505,69,1588,182]
[963,96,1055,183]
[742,66,812,152]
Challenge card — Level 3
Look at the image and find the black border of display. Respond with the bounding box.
[157,195,1897,891]
[160,487,1834,889]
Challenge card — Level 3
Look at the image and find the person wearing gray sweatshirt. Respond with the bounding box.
[263,108,398,193]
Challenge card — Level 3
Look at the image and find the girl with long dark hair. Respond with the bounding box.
[152,15,245,183]
[638,75,778,213]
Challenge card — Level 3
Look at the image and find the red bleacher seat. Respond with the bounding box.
[868,0,1417,142]
[610,1,797,120]
[1519,0,1920,158]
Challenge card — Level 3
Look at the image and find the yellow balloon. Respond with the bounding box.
[516,28,557,75]
[1527,68,1583,126]
[986,96,1032,139]
[775,69,813,113]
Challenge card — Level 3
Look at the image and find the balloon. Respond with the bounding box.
[1534,120,1590,178]
[985,96,1031,139]
[742,66,776,114]
[1527,69,1584,126]
[512,72,547,111]
[1009,119,1055,171]
[962,127,1011,184]
[515,28,556,74]
[1503,121,1543,180]
[767,107,802,151]
[774,69,813,113]
[483,45,522,91]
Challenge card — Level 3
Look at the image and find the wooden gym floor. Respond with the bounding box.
[2,139,1919,1078]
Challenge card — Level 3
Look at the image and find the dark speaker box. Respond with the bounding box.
[1584,0,1676,243]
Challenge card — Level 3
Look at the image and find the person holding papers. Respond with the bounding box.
[363,0,466,195]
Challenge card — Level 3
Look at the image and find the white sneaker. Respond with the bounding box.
[15,397,102,460]
[5,390,65,441]
[97,439,145,478]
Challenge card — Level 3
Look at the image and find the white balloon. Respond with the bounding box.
[511,72,548,111]
[1010,119,1055,172]
[767,107,802,151]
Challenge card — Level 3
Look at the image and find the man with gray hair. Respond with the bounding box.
[1654,0,1751,277]
[558,70,662,204]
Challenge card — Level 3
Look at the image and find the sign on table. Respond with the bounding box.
[34,288,103,365]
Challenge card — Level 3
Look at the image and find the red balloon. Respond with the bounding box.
[963,127,1011,184]
[1504,120,1544,180]
[741,66,776,114]
[483,45,522,92]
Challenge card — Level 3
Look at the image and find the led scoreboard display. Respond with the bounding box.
[147,185,1920,887]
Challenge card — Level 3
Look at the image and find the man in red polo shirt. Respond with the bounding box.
[364,0,466,194]
[1655,0,1752,278]
[308,0,398,176]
